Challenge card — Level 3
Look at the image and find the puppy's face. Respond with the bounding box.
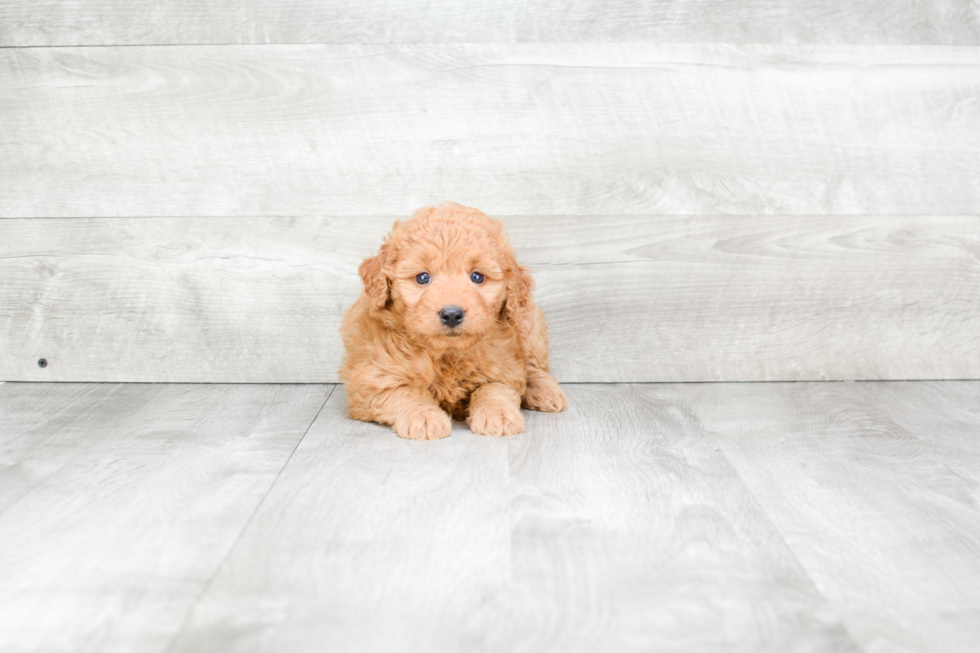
[361,205,519,351]
[391,239,506,349]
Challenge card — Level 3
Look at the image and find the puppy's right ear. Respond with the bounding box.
[359,243,391,311]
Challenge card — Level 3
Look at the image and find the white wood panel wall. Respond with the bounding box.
[2,45,979,217]
[2,4,979,383]
[1,216,977,383]
[1,1,979,46]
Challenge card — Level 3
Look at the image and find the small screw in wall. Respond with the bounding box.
[38,358,48,368]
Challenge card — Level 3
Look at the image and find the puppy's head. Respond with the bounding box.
[359,202,532,351]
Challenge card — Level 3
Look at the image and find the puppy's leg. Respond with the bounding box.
[514,302,568,412]
[468,383,525,437]
[522,368,568,412]
[369,386,452,441]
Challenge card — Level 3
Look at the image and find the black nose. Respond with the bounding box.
[439,306,465,328]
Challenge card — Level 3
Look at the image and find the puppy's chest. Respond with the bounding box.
[404,327,525,416]
[412,353,486,398]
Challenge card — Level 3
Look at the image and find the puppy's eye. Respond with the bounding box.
[416,272,430,285]
[470,271,485,284]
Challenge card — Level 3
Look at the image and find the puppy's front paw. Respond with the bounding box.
[469,401,525,437]
[394,406,452,441]
[522,376,568,412]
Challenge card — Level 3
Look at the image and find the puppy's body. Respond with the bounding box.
[340,203,567,440]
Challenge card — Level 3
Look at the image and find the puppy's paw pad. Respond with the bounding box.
[469,402,525,437]
[522,378,568,412]
[394,407,452,441]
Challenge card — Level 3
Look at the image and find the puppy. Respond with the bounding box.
[340,202,567,440]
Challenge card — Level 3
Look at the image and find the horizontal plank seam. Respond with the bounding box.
[3,214,979,221]
[4,380,980,388]
[0,381,348,386]
[161,383,337,653]
[2,43,980,55]
[0,43,435,49]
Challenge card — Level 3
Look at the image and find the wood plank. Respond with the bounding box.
[168,385,861,652]
[167,387,514,653]
[2,0,979,46]
[849,381,980,480]
[0,216,367,383]
[501,384,861,652]
[0,382,332,653]
[685,381,980,653]
[3,44,980,217]
[2,215,977,383]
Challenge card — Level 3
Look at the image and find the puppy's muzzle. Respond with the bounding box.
[439,306,465,329]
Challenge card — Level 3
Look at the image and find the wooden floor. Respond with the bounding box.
[2,382,979,652]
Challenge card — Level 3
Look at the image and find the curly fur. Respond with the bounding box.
[340,202,567,440]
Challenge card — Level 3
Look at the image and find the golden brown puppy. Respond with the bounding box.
[340,202,567,440]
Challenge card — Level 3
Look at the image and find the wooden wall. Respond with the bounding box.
[1,2,978,383]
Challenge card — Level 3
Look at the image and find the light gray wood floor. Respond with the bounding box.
[2,381,978,652]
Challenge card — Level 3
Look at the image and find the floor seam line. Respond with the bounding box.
[700,420,869,653]
[162,383,337,653]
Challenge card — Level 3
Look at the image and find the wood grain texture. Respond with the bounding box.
[168,387,514,653]
[1,0,979,46]
[501,384,859,652]
[3,44,980,217]
[168,385,860,653]
[686,381,980,653]
[851,382,980,481]
[5,382,979,651]
[0,381,331,653]
[1,215,977,383]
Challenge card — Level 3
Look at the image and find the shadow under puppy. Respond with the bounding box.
[340,202,567,440]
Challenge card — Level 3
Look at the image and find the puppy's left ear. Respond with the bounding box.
[359,242,391,311]
[503,263,535,350]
